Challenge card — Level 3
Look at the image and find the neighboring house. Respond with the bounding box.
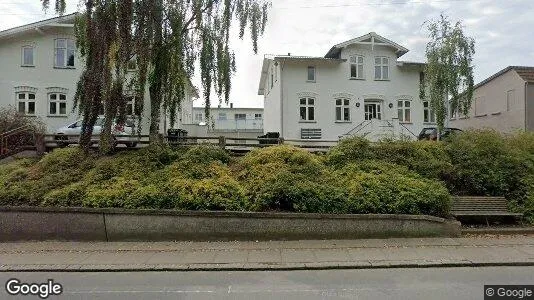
[258,32,434,141]
[450,66,534,133]
[0,14,196,135]
[186,105,263,139]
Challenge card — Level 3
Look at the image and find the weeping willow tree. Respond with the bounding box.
[42,0,270,151]
[420,14,475,132]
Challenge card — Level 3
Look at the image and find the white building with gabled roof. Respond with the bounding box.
[258,32,434,141]
[0,14,197,135]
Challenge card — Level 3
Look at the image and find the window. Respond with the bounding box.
[195,113,204,122]
[16,92,36,115]
[423,101,435,123]
[54,38,75,68]
[374,56,389,80]
[127,57,137,71]
[507,90,514,111]
[449,102,457,119]
[350,55,364,79]
[299,97,315,121]
[307,66,315,82]
[125,96,141,116]
[218,113,227,120]
[301,128,321,139]
[48,93,67,116]
[270,66,274,89]
[21,46,34,66]
[397,100,411,123]
[235,113,246,120]
[255,113,262,119]
[335,98,350,121]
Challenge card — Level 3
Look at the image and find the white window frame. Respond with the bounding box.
[335,98,351,122]
[423,101,435,123]
[374,56,389,80]
[450,102,458,119]
[397,99,411,123]
[195,112,204,122]
[234,113,246,120]
[48,92,67,116]
[125,96,141,116]
[54,38,76,68]
[349,55,364,79]
[21,45,34,67]
[16,92,36,116]
[299,97,315,121]
[254,113,262,120]
[127,56,138,71]
[218,113,227,120]
[307,66,316,82]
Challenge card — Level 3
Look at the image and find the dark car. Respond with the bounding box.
[418,127,463,141]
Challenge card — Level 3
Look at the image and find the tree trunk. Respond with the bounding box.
[148,0,164,144]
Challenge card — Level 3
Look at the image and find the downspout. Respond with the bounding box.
[279,59,285,138]
[525,81,529,131]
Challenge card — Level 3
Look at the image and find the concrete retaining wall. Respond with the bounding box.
[0,206,461,241]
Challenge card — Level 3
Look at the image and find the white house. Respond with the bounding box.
[0,14,196,135]
[449,66,534,133]
[258,32,434,141]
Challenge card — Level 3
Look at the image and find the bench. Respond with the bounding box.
[451,196,523,225]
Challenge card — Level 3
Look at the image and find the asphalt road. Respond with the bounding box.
[1,267,533,300]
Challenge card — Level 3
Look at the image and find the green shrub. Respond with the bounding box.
[239,145,324,176]
[83,177,142,208]
[181,145,230,164]
[325,137,373,166]
[445,129,530,196]
[42,182,87,207]
[333,163,451,217]
[167,176,248,211]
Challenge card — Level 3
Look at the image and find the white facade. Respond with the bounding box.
[449,66,534,133]
[258,32,433,141]
[192,106,263,132]
[0,14,195,135]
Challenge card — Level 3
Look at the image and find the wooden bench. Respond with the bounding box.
[451,196,523,225]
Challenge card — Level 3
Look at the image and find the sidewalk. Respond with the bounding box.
[1,235,534,271]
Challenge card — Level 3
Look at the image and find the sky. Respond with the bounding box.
[1,0,533,108]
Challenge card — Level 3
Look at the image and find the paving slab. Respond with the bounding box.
[1,235,534,271]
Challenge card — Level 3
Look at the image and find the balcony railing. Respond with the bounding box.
[209,119,264,131]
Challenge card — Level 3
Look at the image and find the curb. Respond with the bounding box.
[462,227,534,235]
[3,261,534,272]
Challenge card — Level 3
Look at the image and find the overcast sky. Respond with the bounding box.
[1,0,533,108]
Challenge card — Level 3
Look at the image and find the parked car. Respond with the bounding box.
[418,127,463,141]
[55,116,139,147]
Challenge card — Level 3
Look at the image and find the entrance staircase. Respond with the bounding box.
[339,119,417,141]
[0,126,38,160]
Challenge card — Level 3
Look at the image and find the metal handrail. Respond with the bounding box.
[399,122,417,138]
[0,125,32,137]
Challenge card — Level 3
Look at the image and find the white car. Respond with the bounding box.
[55,116,139,147]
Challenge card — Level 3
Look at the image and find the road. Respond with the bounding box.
[1,266,533,299]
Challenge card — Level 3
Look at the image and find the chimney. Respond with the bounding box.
[287,53,291,56]
[230,103,234,108]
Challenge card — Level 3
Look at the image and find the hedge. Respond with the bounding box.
[1,130,533,222]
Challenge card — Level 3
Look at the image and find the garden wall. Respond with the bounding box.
[0,206,461,241]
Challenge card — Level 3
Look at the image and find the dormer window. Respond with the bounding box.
[350,55,364,79]
[374,56,389,80]
[54,38,75,68]
[21,45,34,67]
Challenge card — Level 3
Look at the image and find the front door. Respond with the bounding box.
[364,102,381,120]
